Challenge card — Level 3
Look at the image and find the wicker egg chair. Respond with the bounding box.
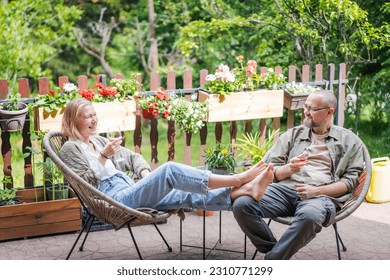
[43,131,178,260]
[252,142,372,260]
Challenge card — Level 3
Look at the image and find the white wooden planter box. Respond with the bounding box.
[198,89,284,122]
[35,100,137,133]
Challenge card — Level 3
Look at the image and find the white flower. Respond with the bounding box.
[206,74,216,82]
[191,94,197,100]
[63,82,78,93]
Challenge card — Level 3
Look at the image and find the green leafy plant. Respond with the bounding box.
[204,142,236,171]
[284,82,321,95]
[0,176,19,206]
[110,74,142,99]
[0,188,19,206]
[167,94,208,134]
[37,157,68,200]
[236,129,279,164]
[31,82,79,113]
[0,92,24,111]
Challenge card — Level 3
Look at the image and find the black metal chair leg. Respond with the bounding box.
[252,250,258,260]
[333,223,346,260]
[79,215,95,251]
[153,223,172,252]
[66,214,92,260]
[179,218,183,251]
[127,223,143,260]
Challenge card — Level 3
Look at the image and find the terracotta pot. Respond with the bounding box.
[142,109,154,120]
[196,209,214,217]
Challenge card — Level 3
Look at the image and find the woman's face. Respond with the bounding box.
[77,104,98,140]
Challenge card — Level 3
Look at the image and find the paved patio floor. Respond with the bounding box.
[1,200,390,260]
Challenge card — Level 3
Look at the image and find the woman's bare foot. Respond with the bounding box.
[234,161,266,187]
[231,163,274,201]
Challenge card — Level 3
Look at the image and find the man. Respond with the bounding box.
[233,90,364,259]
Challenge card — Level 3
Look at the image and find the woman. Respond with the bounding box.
[60,98,274,211]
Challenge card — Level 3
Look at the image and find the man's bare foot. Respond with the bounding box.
[231,163,274,201]
[235,161,266,187]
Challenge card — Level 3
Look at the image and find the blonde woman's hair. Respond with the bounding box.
[62,98,92,140]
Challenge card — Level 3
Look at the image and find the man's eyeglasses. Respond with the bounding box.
[303,104,330,112]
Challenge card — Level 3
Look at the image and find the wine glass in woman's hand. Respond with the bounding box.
[107,126,123,141]
[106,126,125,169]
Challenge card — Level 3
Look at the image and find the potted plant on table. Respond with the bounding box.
[204,142,236,175]
[199,143,236,216]
[0,92,29,132]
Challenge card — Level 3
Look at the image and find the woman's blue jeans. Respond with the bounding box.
[98,161,232,211]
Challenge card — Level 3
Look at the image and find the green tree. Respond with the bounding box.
[0,0,82,88]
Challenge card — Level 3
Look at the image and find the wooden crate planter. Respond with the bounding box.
[34,100,137,133]
[198,89,283,122]
[283,90,309,110]
[0,187,82,241]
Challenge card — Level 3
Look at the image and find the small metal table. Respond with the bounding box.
[179,210,247,260]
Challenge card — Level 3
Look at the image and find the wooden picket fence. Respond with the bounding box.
[0,63,347,189]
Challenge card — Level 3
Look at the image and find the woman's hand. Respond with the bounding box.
[102,138,123,157]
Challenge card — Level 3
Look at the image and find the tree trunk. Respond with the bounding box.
[147,0,159,72]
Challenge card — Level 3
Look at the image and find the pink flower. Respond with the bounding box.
[246,60,258,75]
[236,55,244,63]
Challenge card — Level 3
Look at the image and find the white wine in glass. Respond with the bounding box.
[106,126,123,141]
[106,126,125,167]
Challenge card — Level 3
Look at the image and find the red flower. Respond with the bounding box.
[79,88,95,100]
[48,90,55,96]
[94,82,104,90]
[152,109,159,116]
[156,88,168,101]
[99,86,118,97]
[163,110,170,118]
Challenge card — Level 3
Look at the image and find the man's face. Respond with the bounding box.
[302,94,332,130]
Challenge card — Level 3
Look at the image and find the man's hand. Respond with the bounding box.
[289,151,308,174]
[295,183,319,199]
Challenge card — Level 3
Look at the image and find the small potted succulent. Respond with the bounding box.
[0,92,28,132]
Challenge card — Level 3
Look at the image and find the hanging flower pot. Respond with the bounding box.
[0,102,28,132]
[142,108,155,120]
